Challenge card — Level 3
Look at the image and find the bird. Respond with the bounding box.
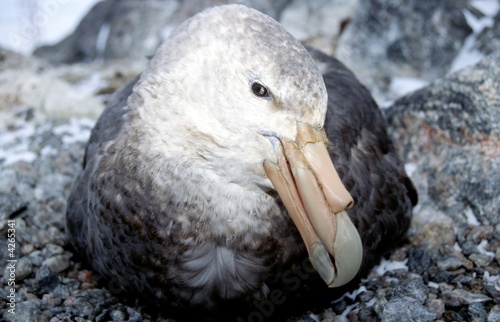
[66,4,417,321]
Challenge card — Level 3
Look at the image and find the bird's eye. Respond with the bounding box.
[251,82,269,98]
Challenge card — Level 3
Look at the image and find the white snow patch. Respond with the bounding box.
[428,281,439,289]
[40,145,58,156]
[389,77,428,98]
[449,6,497,73]
[465,208,481,226]
[471,0,500,17]
[454,242,463,252]
[332,286,367,304]
[372,258,408,276]
[73,73,106,97]
[95,22,111,56]
[339,303,358,321]
[52,118,95,144]
[308,312,320,322]
[477,240,495,257]
[483,271,499,283]
[0,121,37,165]
[365,297,377,308]
[404,162,418,177]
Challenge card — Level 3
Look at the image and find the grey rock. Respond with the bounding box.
[437,256,463,271]
[381,296,436,322]
[475,11,500,55]
[469,253,494,267]
[412,213,456,247]
[386,52,500,226]
[279,0,360,53]
[441,289,491,307]
[0,192,28,223]
[462,240,480,256]
[34,0,293,64]
[337,0,472,81]
[489,305,500,322]
[469,303,488,322]
[407,246,436,275]
[374,296,388,319]
[467,226,494,243]
[14,256,33,280]
[41,293,62,309]
[426,298,445,319]
[3,299,41,322]
[485,280,500,301]
[391,276,428,304]
[34,266,60,294]
[42,254,71,273]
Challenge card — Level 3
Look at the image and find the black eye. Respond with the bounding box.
[251,82,269,98]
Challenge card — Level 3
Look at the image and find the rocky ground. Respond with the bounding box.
[1,0,499,321]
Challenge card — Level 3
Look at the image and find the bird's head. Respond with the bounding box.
[128,4,362,288]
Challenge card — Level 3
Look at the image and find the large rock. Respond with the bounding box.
[385,51,500,226]
[279,0,360,54]
[336,0,472,81]
[34,0,292,64]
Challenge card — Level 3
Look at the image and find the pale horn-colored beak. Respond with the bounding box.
[263,123,363,287]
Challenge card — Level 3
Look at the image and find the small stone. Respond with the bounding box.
[426,298,445,319]
[41,293,62,309]
[374,296,388,319]
[413,215,456,247]
[42,253,71,273]
[3,299,41,322]
[27,250,44,266]
[494,224,500,241]
[442,289,491,307]
[391,276,429,304]
[110,309,126,321]
[485,280,500,300]
[42,243,64,257]
[15,256,33,280]
[488,305,500,322]
[34,266,60,294]
[381,296,436,322]
[469,253,494,267]
[437,256,463,271]
[469,303,488,322]
[408,246,435,275]
[467,226,494,243]
[462,240,479,256]
[21,243,34,255]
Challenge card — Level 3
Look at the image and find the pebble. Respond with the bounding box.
[441,289,491,307]
[42,253,71,273]
[34,266,60,294]
[437,255,463,271]
[468,303,488,322]
[3,299,41,322]
[488,305,500,322]
[381,296,436,322]
[469,253,494,267]
[15,256,33,280]
[467,226,494,243]
[426,298,445,319]
[485,280,500,300]
[391,276,428,304]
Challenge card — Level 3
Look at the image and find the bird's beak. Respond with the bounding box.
[263,123,363,287]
